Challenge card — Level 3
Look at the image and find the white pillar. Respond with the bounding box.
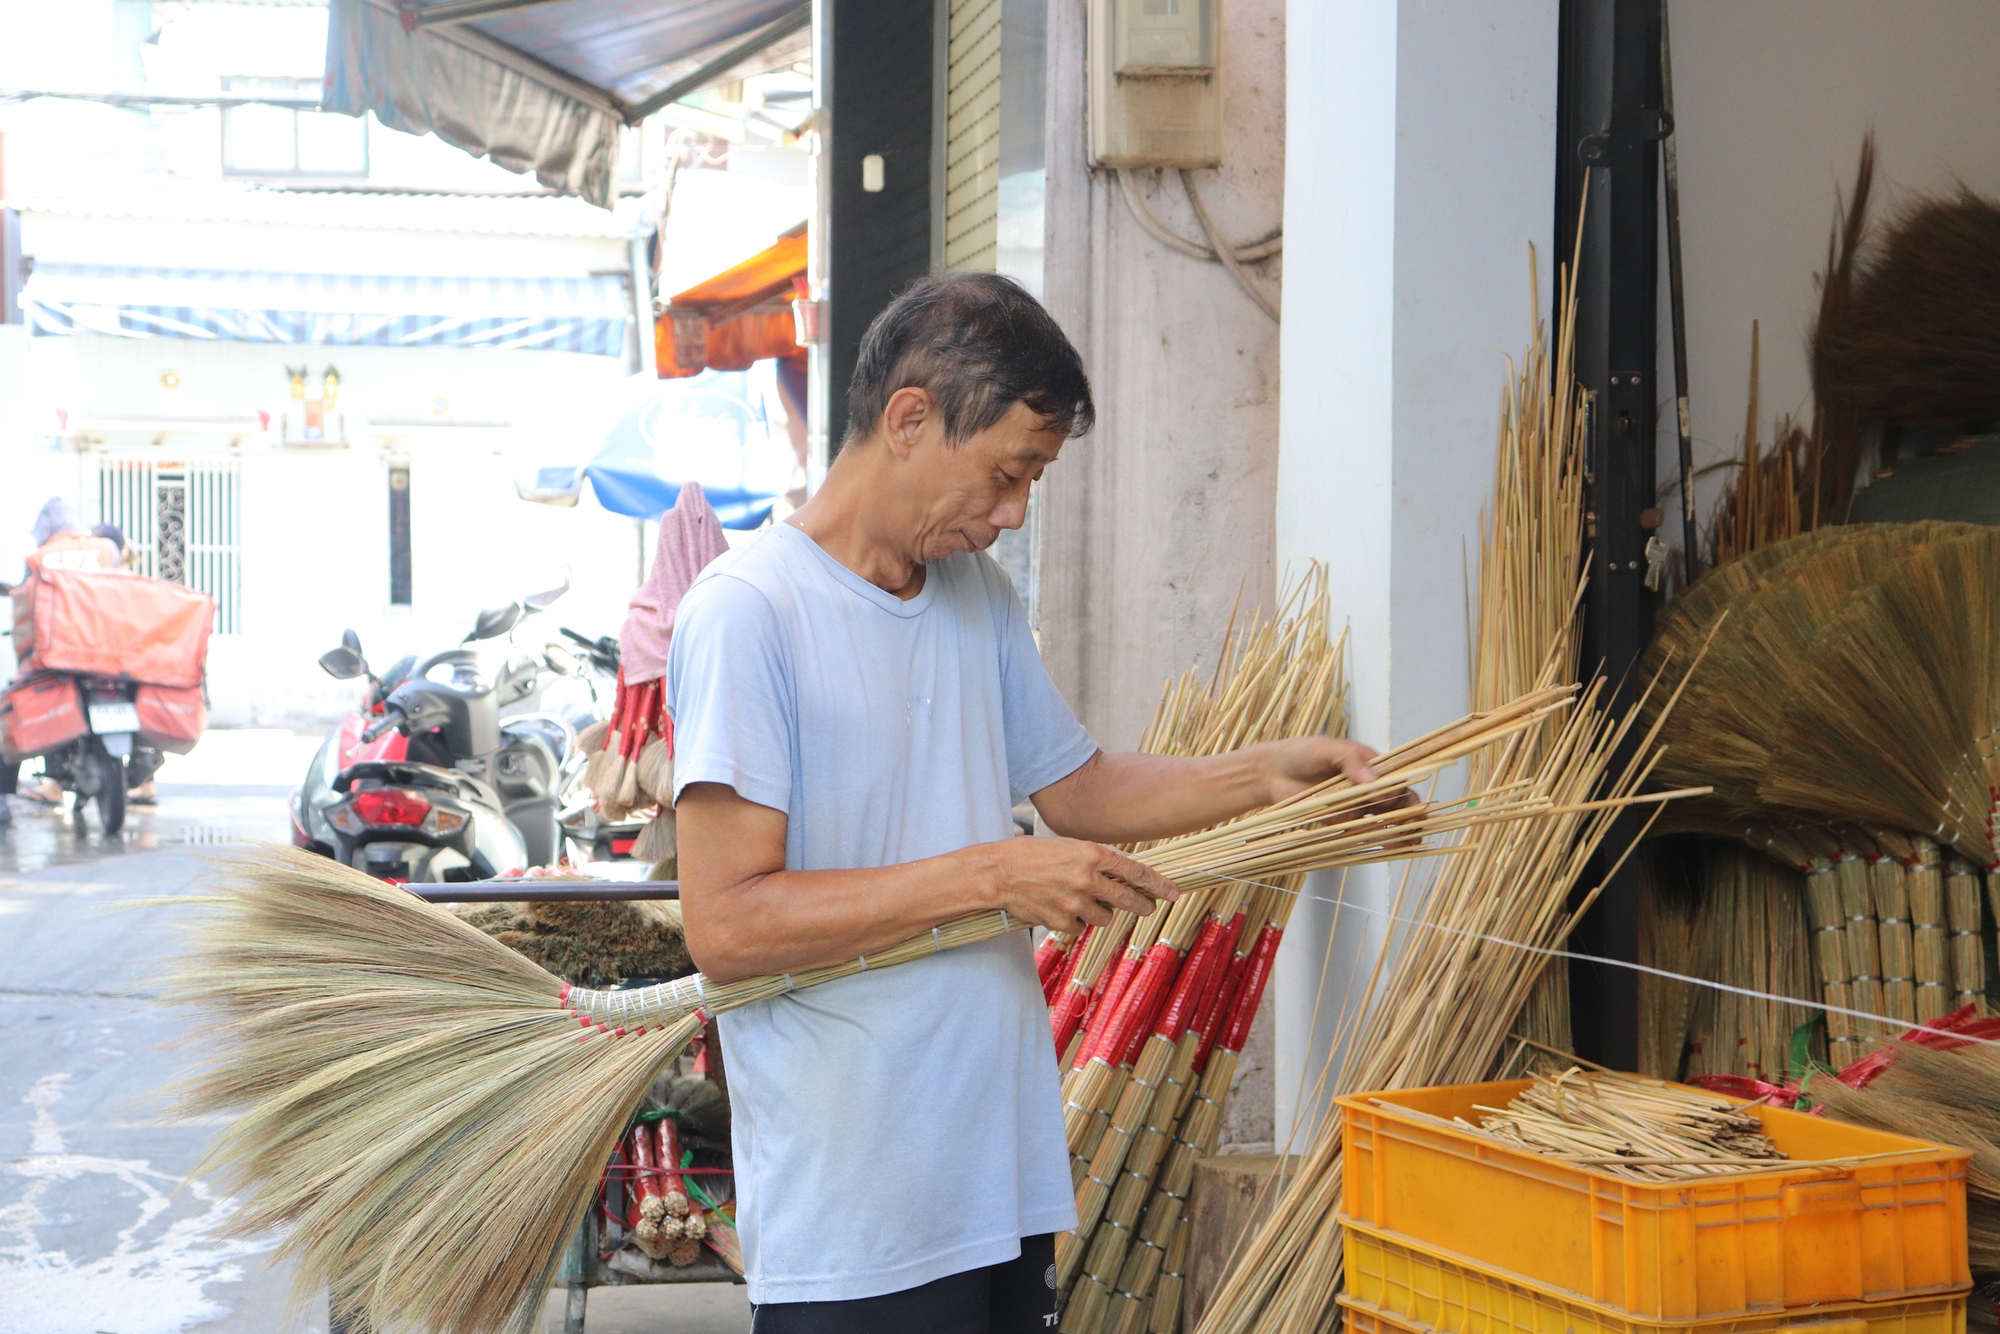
[1272,0,1558,1146]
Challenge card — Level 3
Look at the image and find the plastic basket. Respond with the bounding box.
[1339,1079,1970,1321]
[1341,1225,1967,1334]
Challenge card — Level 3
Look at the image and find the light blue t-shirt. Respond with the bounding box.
[666,522,1098,1304]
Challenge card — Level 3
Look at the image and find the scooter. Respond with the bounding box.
[292,582,580,882]
[0,673,195,835]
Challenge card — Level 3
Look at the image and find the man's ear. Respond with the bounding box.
[880,386,933,460]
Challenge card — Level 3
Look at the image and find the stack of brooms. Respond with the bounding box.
[163,659,1620,1334]
[1637,519,2000,1066]
[1194,251,1705,1334]
[578,668,676,864]
[1045,572,1349,1333]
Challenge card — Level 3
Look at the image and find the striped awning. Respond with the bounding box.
[19,264,632,356]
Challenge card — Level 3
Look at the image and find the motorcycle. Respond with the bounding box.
[1,565,209,835]
[2,674,172,835]
[292,582,586,882]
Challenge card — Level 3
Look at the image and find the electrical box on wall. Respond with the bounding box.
[1087,0,1222,168]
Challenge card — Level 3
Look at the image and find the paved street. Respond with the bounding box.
[0,731,750,1334]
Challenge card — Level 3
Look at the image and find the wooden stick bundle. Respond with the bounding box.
[1194,249,1701,1334]
[1904,836,1955,1023]
[1469,1069,1785,1183]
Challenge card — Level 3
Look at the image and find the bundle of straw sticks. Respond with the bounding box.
[1194,250,1699,1334]
[164,683,1593,1334]
[1469,1069,1785,1182]
[1045,573,1346,1334]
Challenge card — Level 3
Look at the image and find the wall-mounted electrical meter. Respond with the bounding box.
[1088,0,1222,168]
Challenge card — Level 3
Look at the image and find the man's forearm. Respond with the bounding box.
[683,853,995,983]
[1033,748,1276,844]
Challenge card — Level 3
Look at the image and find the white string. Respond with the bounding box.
[1191,865,2000,1052]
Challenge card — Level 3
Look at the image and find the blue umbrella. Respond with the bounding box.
[582,371,783,529]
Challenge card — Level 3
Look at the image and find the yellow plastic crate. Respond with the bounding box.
[1341,1224,1967,1334]
[1339,1079,1970,1321]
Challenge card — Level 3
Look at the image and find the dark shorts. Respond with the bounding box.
[750,1234,1058,1334]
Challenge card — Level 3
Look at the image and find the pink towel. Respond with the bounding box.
[620,481,731,685]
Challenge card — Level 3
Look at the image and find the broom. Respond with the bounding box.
[1641,524,2000,865]
[1814,1038,2000,1278]
[164,688,1594,1334]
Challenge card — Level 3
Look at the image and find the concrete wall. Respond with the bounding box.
[1271,0,1558,1145]
[1664,0,2000,533]
[1036,0,1287,759]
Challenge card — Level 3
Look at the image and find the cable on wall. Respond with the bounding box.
[1115,168,1281,322]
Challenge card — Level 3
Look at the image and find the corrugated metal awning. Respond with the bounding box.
[21,264,632,356]
[324,0,810,208]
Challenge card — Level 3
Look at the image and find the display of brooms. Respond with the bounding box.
[165,664,1630,1334]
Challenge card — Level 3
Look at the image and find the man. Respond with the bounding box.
[669,274,1387,1332]
[5,500,124,810]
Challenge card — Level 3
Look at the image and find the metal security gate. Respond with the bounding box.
[93,455,243,634]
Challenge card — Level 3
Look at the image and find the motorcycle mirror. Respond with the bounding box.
[465,603,524,643]
[319,645,368,680]
[522,574,570,613]
[341,627,364,655]
[543,642,580,677]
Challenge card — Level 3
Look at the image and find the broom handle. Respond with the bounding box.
[412,882,681,903]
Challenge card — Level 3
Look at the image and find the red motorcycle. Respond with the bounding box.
[1,566,212,833]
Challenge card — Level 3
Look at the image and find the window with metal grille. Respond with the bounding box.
[945,0,1004,272]
[93,456,243,634]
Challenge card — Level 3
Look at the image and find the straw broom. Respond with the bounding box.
[163,689,1586,1334]
[1946,855,1986,1014]
[1054,580,1343,1172]
[1814,1039,2000,1278]
[1641,524,2000,865]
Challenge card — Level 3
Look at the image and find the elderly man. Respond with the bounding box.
[669,274,1383,1332]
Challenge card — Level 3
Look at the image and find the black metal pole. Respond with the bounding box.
[1660,1,1698,585]
[1559,0,1664,1072]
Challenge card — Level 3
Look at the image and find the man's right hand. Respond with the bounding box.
[956,836,1179,935]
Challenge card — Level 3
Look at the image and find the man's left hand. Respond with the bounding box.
[1263,737,1416,811]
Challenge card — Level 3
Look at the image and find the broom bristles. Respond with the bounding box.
[636,736,674,806]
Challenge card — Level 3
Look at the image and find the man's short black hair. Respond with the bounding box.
[844,272,1095,449]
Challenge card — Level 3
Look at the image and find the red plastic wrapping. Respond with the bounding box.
[136,682,206,754]
[1109,942,1182,1068]
[13,568,213,686]
[0,673,87,761]
[1077,951,1145,1068]
[1035,935,1069,994]
[1218,924,1283,1054]
[1152,919,1227,1042]
[1047,926,1091,1006]
[1050,970,1094,1056]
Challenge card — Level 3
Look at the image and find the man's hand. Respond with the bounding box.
[1263,737,1388,802]
[956,836,1179,936]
